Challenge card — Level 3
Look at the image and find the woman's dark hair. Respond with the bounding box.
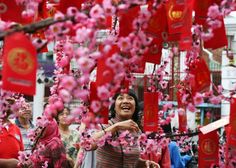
[109,90,140,125]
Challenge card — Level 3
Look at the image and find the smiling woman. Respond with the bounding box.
[90,90,160,168]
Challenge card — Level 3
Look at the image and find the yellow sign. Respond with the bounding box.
[7,48,34,75]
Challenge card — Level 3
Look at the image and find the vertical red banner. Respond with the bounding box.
[198,130,219,168]
[144,92,158,132]
[189,57,211,93]
[178,109,187,132]
[2,32,37,96]
[89,82,108,124]
[225,97,236,165]
[229,97,236,144]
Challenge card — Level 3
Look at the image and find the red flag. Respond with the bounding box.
[143,37,162,65]
[0,0,29,24]
[228,98,236,146]
[2,32,37,95]
[204,18,228,49]
[178,108,187,132]
[144,92,158,132]
[198,131,219,168]
[58,0,84,14]
[118,5,140,37]
[145,3,167,37]
[90,82,109,124]
[165,0,187,35]
[178,0,194,50]
[96,45,119,86]
[189,57,211,93]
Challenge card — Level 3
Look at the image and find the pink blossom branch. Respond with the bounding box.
[0,16,73,40]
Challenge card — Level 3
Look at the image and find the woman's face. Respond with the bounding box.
[114,93,136,120]
[58,108,70,125]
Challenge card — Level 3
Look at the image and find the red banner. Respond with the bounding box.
[143,37,162,65]
[143,92,158,132]
[226,97,236,163]
[89,82,109,124]
[118,5,140,37]
[2,32,37,95]
[198,131,219,168]
[189,57,211,93]
[96,45,119,86]
[165,0,187,35]
[178,108,187,132]
[0,0,29,24]
[58,0,83,14]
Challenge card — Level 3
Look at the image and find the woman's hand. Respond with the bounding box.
[114,119,139,132]
[145,160,160,168]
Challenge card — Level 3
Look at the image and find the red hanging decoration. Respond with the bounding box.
[143,92,159,132]
[198,131,219,167]
[2,32,37,95]
[189,57,211,93]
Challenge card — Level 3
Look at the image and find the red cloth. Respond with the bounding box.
[141,145,171,168]
[0,123,24,159]
[34,119,68,168]
[38,119,60,145]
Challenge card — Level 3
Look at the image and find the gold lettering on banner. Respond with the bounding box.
[7,48,34,75]
[201,138,217,155]
[148,17,161,32]
[145,106,156,126]
[168,4,184,21]
[0,3,7,14]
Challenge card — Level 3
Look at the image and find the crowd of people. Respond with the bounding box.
[0,90,192,168]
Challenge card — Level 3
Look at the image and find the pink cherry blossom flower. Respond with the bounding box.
[90,4,104,20]
[117,37,132,52]
[75,27,92,43]
[90,100,102,113]
[58,89,72,103]
[193,92,204,105]
[186,103,196,112]
[60,76,77,91]
[97,85,111,101]
[77,57,95,73]
[209,96,222,105]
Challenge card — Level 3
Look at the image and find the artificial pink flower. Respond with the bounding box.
[193,92,204,105]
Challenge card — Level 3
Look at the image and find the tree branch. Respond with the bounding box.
[0,16,73,41]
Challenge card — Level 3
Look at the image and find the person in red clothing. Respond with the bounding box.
[0,97,24,168]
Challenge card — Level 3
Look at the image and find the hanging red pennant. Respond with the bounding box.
[194,0,213,20]
[165,0,187,35]
[178,108,187,132]
[189,57,211,93]
[198,131,219,168]
[96,45,119,86]
[144,92,158,132]
[145,3,168,37]
[2,32,37,95]
[228,97,236,146]
[118,5,140,37]
[143,37,162,65]
[90,82,108,124]
[178,0,194,50]
[58,0,84,14]
[0,0,29,24]
[204,18,228,49]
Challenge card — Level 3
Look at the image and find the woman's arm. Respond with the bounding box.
[91,119,139,149]
[137,158,160,168]
[0,159,19,168]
